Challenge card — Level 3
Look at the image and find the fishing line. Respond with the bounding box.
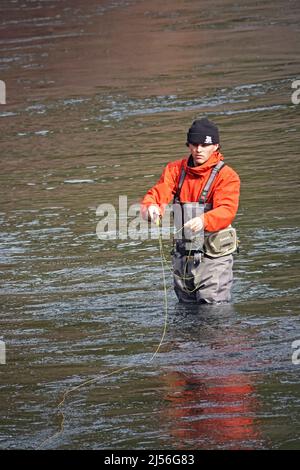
[37,221,169,449]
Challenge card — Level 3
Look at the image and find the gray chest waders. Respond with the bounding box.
[173,160,238,258]
[172,160,237,303]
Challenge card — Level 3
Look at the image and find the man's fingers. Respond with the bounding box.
[148,205,161,224]
[184,216,203,232]
[152,213,159,223]
[189,223,199,232]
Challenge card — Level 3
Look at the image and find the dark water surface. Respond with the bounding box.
[0,0,300,449]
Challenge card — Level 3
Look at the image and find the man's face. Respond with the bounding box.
[188,142,219,166]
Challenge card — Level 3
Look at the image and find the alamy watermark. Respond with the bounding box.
[0,340,6,365]
[0,80,6,104]
[291,80,300,105]
[292,340,300,365]
[95,196,204,248]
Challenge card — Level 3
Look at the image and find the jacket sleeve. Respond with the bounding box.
[140,162,180,219]
[204,167,240,232]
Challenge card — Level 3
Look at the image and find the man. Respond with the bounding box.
[141,118,240,304]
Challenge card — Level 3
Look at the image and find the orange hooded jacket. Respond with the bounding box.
[141,151,240,233]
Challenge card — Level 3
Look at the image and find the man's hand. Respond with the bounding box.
[184,216,203,233]
[148,205,161,225]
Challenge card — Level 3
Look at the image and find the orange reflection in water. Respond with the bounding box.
[162,371,261,449]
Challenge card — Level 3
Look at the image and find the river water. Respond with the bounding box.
[0,0,300,450]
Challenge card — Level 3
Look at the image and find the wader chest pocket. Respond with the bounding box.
[203,227,238,258]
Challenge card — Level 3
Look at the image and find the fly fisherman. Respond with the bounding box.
[141,118,240,304]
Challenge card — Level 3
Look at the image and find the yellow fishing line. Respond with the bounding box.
[37,222,169,449]
[149,227,168,362]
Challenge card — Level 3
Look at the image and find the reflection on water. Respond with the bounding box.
[0,0,300,450]
[162,304,262,450]
[163,371,260,450]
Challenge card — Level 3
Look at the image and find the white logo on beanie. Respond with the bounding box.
[204,135,212,144]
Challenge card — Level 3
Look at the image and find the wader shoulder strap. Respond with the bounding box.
[199,161,226,205]
[173,165,186,203]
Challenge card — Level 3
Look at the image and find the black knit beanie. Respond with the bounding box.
[186,118,219,145]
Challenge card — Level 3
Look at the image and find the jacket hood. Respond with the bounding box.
[183,151,224,176]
